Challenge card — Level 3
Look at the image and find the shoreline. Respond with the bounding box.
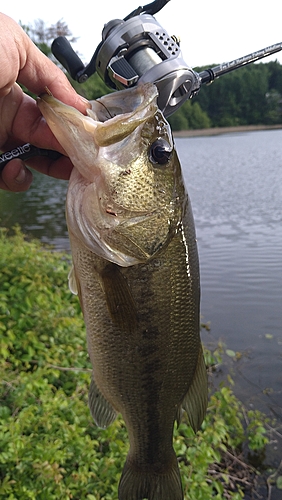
[173,124,282,138]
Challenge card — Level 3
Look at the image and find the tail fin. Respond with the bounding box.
[118,454,183,500]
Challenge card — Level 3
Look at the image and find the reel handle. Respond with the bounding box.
[51,37,86,82]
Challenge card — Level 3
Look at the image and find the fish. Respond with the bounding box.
[37,83,208,500]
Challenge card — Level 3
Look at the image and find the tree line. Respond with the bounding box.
[168,60,282,131]
[23,20,282,131]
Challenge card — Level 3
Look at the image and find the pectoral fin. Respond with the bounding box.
[68,263,85,316]
[181,347,208,432]
[68,264,78,295]
[89,375,117,428]
[100,264,137,334]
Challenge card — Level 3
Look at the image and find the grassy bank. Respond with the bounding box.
[0,227,279,499]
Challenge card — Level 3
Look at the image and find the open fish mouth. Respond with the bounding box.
[88,83,159,123]
[37,83,159,150]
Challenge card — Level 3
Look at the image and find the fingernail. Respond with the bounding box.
[78,95,91,111]
[15,165,27,183]
[79,95,89,105]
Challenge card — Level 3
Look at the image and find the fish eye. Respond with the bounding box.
[149,139,172,165]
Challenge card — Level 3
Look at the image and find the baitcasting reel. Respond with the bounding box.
[52,0,200,117]
[51,0,282,117]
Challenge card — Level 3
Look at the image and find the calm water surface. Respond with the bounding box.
[176,130,282,420]
[0,129,281,418]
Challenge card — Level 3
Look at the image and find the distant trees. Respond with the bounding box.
[168,100,211,130]
[141,58,282,130]
[21,19,78,60]
[169,60,282,130]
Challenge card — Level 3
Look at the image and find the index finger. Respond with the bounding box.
[18,29,88,114]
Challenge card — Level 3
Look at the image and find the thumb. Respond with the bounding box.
[0,159,33,192]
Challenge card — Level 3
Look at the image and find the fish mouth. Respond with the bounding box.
[89,83,158,124]
[37,83,158,145]
[37,83,159,181]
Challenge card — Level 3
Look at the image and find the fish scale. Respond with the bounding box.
[37,82,208,500]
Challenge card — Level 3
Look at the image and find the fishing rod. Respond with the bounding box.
[1,0,282,169]
[0,144,61,171]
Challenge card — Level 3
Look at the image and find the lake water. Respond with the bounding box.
[0,130,281,419]
[178,131,282,413]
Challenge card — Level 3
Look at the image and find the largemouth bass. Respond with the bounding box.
[37,83,208,500]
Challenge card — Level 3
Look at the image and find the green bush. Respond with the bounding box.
[0,228,269,499]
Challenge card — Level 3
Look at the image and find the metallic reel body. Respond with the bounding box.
[95,14,200,116]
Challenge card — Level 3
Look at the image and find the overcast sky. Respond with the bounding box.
[3,0,282,70]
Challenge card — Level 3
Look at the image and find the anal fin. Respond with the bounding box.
[89,375,117,429]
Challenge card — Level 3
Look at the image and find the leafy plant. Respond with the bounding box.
[0,228,272,499]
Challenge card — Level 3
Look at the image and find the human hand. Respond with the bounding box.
[0,13,89,192]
